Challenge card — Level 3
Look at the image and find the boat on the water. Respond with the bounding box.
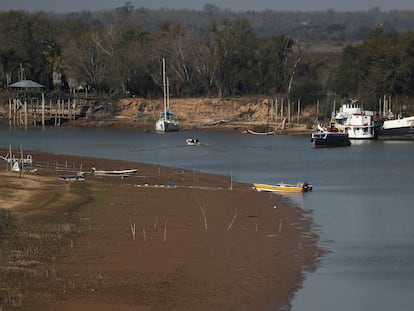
[311,123,351,147]
[334,99,376,139]
[253,182,312,193]
[376,115,414,140]
[155,58,179,132]
[186,138,200,145]
[91,167,138,176]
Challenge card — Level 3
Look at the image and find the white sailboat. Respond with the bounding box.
[155,58,179,132]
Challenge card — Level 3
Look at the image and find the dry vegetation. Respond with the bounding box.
[0,150,323,310]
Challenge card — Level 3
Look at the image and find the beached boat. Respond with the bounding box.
[246,129,275,135]
[334,100,376,139]
[311,123,351,147]
[186,138,200,145]
[91,167,138,176]
[376,115,414,140]
[59,173,85,182]
[253,182,312,193]
[155,58,179,132]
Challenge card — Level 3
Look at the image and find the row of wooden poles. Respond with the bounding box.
[263,98,303,125]
[8,95,80,128]
[270,95,398,122]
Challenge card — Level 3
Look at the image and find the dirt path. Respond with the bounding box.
[0,171,64,210]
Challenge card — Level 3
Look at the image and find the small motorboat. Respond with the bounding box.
[186,138,200,145]
[91,167,138,176]
[253,182,312,193]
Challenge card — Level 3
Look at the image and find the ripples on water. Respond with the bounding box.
[1,127,414,311]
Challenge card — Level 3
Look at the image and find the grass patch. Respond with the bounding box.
[0,180,93,309]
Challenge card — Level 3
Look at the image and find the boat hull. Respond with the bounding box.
[186,138,200,145]
[253,183,312,193]
[59,174,85,181]
[311,132,351,147]
[91,168,138,176]
[247,129,275,135]
[155,119,179,132]
[340,126,376,139]
[376,126,414,140]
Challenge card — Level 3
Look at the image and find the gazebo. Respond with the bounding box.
[9,79,44,89]
[8,80,45,127]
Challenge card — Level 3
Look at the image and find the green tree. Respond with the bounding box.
[205,18,257,97]
[330,27,414,99]
[255,35,294,94]
[0,11,60,89]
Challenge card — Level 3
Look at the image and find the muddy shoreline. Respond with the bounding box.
[0,149,323,310]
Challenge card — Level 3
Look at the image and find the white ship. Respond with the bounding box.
[334,99,375,139]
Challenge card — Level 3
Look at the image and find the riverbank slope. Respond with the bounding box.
[0,150,322,310]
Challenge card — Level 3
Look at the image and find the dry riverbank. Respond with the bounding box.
[0,150,323,310]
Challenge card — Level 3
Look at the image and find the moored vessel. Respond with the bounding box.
[253,182,312,193]
[376,115,414,140]
[155,58,179,132]
[311,123,351,147]
[334,99,376,139]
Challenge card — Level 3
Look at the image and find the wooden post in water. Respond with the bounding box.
[33,99,36,126]
[54,100,57,126]
[24,100,28,129]
[8,98,11,127]
[41,93,45,127]
[288,98,291,124]
[70,99,73,120]
[58,100,62,126]
[274,98,278,124]
[13,99,17,127]
[72,99,75,120]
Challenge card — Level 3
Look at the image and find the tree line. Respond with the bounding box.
[1,6,414,110]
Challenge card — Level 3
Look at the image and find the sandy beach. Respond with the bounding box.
[0,149,322,310]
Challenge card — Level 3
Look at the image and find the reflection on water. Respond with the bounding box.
[1,127,414,311]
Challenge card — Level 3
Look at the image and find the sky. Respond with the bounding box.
[0,0,413,13]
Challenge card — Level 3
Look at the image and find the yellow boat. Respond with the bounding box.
[253,182,312,193]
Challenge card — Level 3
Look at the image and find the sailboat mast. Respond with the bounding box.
[162,58,167,121]
[167,77,170,111]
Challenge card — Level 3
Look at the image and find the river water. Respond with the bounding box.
[1,127,414,311]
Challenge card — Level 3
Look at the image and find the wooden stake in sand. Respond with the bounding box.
[163,220,167,242]
[142,227,147,242]
[153,214,158,229]
[279,219,283,233]
[130,223,136,241]
[194,194,208,231]
[227,208,239,231]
